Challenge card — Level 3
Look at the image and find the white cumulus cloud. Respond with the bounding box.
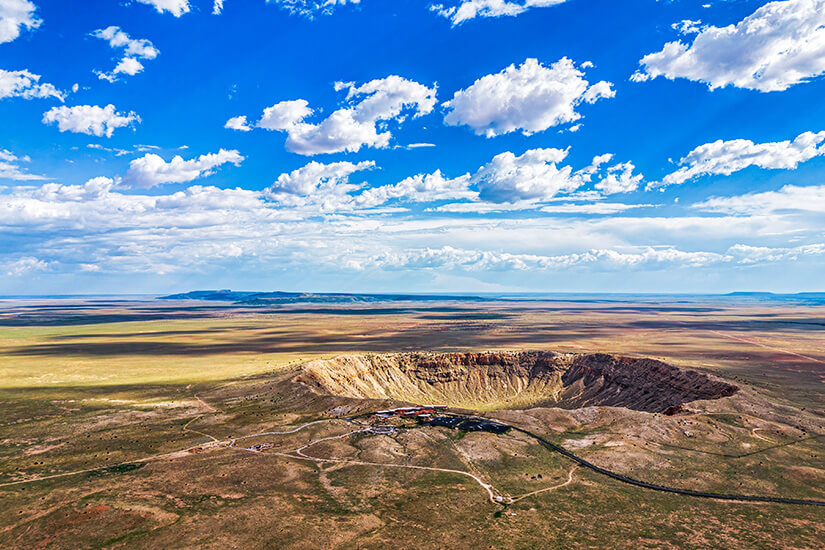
[134,0,190,17]
[5,256,49,276]
[355,170,475,208]
[234,76,437,155]
[470,148,642,202]
[657,130,825,188]
[0,0,40,44]
[632,0,825,92]
[443,58,614,137]
[430,0,568,26]
[473,148,581,202]
[0,68,63,101]
[267,160,374,198]
[124,149,244,188]
[594,162,644,194]
[266,162,477,211]
[224,115,252,131]
[31,176,116,202]
[257,99,313,130]
[266,0,361,18]
[110,57,145,77]
[42,104,140,137]
[93,26,159,82]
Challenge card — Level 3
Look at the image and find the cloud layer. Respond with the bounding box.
[360,245,730,272]
[695,184,825,215]
[5,176,815,279]
[0,148,45,180]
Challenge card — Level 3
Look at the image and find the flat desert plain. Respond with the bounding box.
[1,295,824,549]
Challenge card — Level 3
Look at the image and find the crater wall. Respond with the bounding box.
[299,351,738,413]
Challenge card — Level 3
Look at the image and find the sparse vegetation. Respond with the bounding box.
[1,297,824,548]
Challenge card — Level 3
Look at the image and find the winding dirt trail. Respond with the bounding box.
[275,450,501,503]
[0,441,222,489]
[292,429,369,458]
[750,427,777,444]
[1,419,342,490]
[228,420,332,448]
[508,466,578,504]
[182,415,219,442]
[8,410,824,508]
[231,423,504,503]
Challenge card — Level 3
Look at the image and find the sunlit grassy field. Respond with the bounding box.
[0,305,356,387]
[0,316,309,388]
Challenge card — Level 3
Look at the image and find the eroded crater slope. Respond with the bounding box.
[300,351,738,412]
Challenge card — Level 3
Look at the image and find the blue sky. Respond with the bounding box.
[2,0,825,294]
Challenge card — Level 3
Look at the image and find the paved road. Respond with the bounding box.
[348,411,825,507]
[508,424,825,507]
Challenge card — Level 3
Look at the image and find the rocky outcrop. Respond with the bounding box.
[299,351,738,413]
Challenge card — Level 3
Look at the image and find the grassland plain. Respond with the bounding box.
[1,296,824,548]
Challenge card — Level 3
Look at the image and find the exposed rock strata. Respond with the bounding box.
[300,351,738,413]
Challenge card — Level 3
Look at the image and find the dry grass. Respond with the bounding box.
[1,297,824,548]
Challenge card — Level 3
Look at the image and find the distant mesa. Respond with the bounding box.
[722,291,825,305]
[300,351,739,414]
[160,289,490,305]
